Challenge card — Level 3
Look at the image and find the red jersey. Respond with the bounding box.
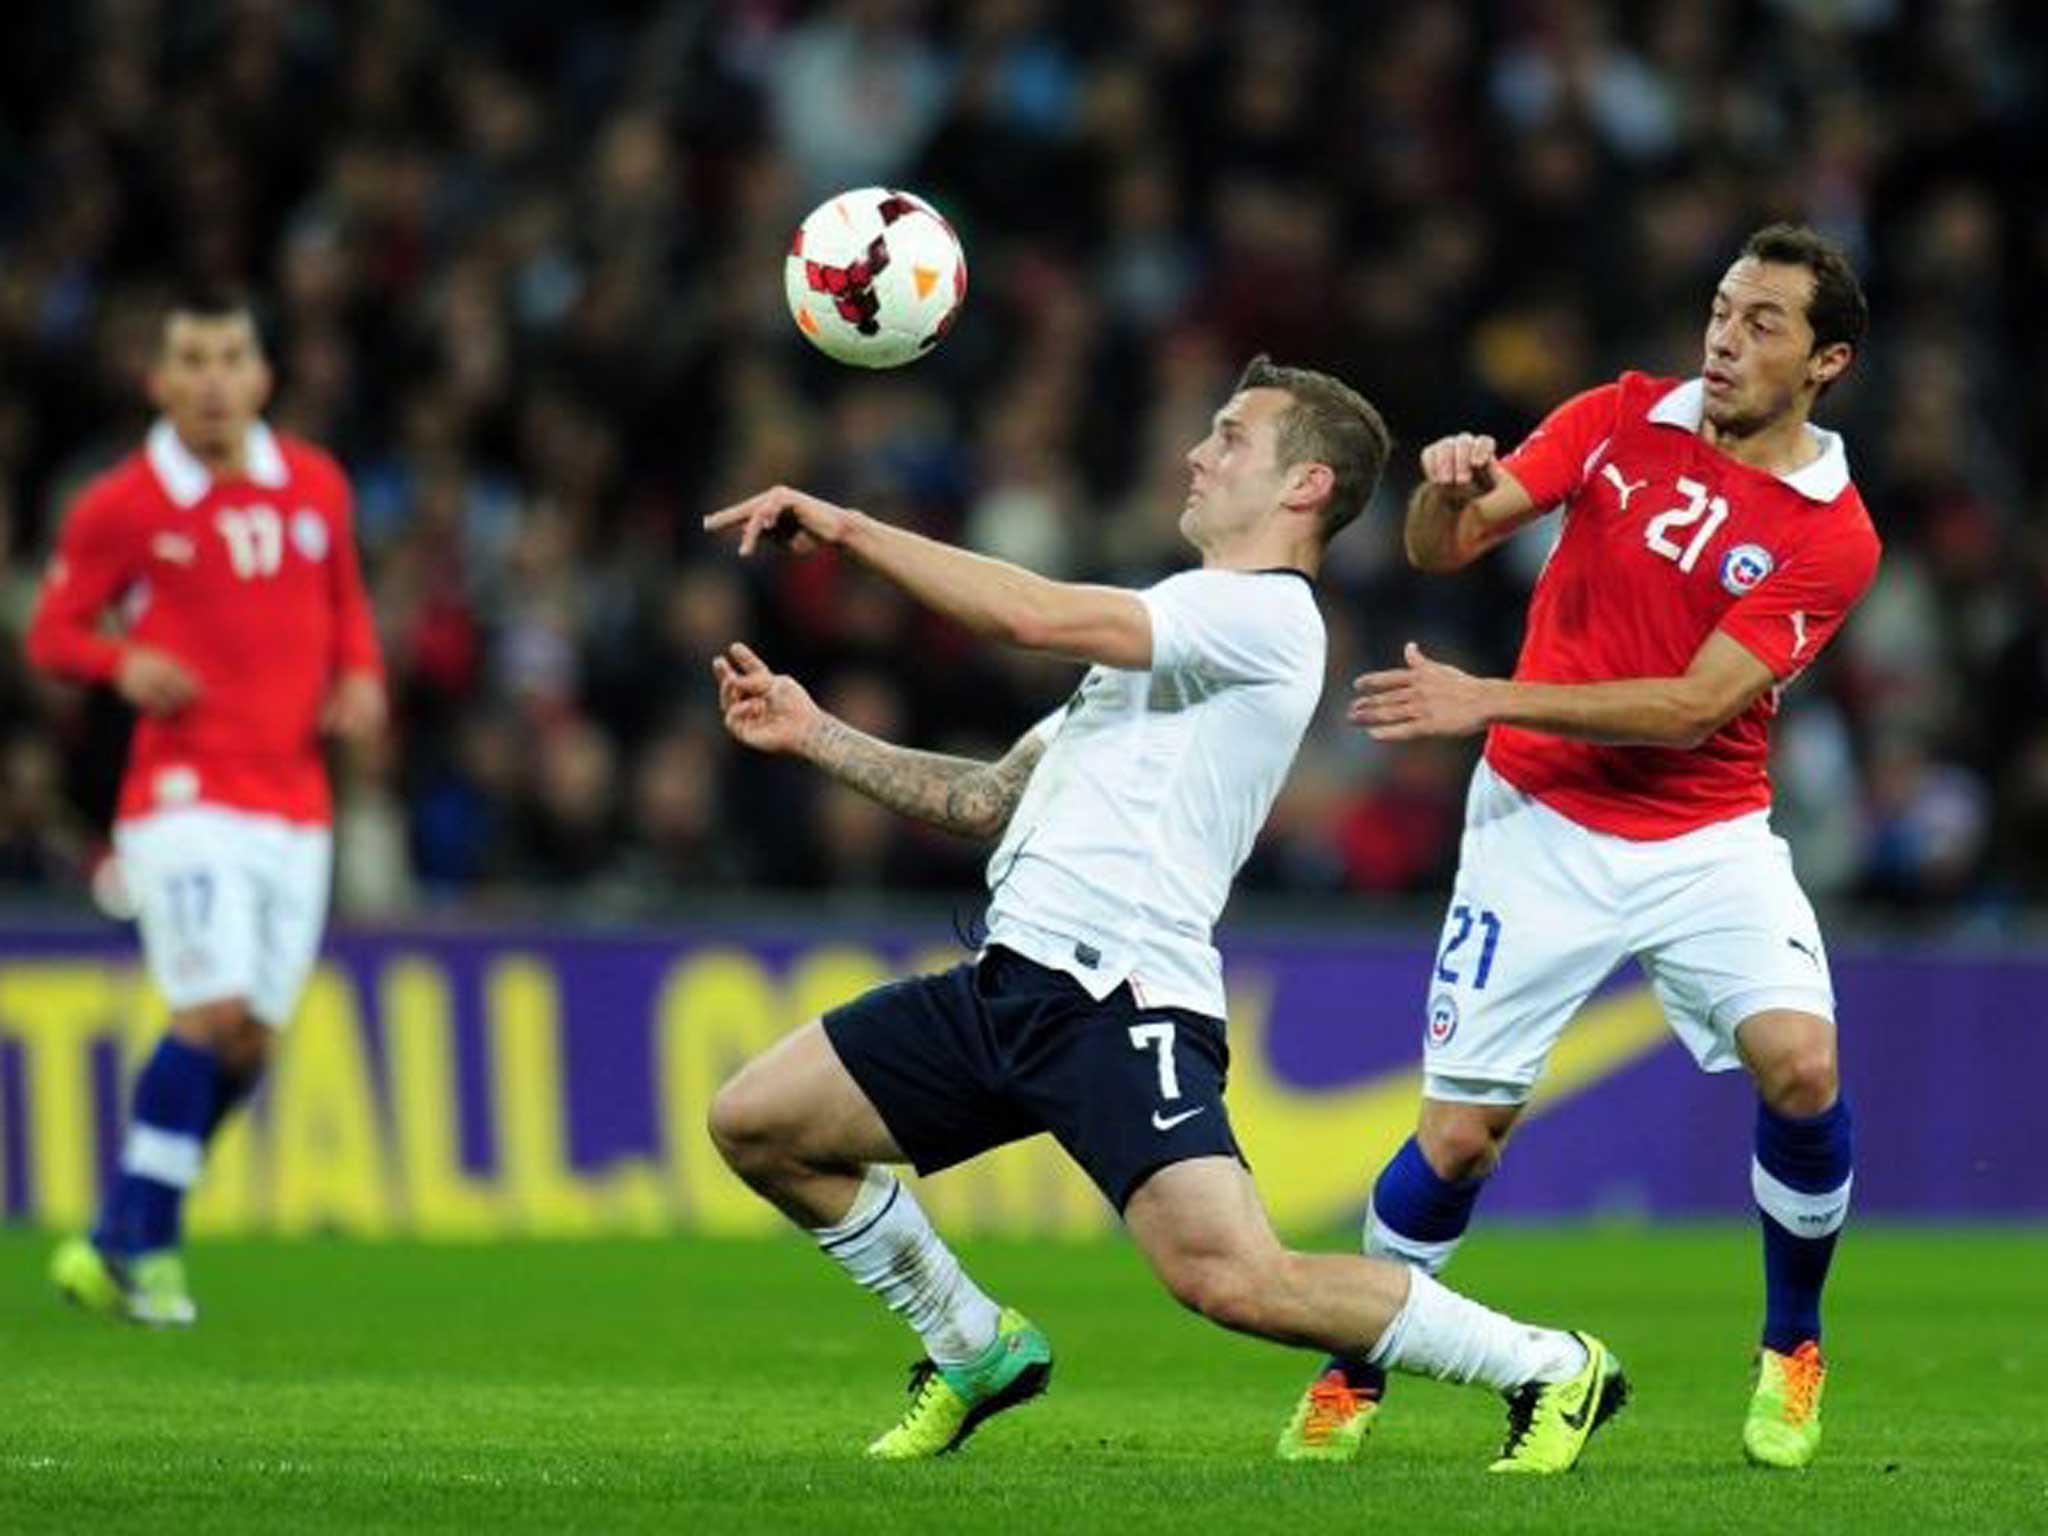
[26,420,382,825]
[1485,372,1880,840]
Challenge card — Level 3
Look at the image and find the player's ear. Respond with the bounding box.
[1808,341,1851,392]
[253,355,276,410]
[1284,461,1334,513]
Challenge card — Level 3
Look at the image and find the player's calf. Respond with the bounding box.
[1156,1248,1288,1338]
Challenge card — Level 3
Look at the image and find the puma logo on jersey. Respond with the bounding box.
[151,533,197,565]
[1601,463,1650,511]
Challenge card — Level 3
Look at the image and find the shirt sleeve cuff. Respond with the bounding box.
[1136,587,1179,673]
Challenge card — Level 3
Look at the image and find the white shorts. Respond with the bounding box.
[1422,760,1834,1104]
[114,806,333,1028]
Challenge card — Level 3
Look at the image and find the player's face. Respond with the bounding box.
[150,313,272,459]
[1182,388,1289,547]
[1702,259,1831,435]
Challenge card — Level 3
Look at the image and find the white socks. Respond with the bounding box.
[1365,1199,1464,1274]
[1368,1269,1587,1391]
[814,1168,1001,1366]
[812,1167,1578,1390]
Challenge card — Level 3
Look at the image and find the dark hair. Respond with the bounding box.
[1233,354,1391,544]
[1740,224,1868,360]
[160,285,261,349]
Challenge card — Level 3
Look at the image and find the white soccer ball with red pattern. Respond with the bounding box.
[784,187,967,369]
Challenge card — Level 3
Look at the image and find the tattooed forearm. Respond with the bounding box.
[806,717,1044,840]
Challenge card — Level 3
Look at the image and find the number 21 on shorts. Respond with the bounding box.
[1435,902,1503,990]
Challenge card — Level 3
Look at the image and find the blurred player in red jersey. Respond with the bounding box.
[1275,227,1873,1471]
[28,290,385,1325]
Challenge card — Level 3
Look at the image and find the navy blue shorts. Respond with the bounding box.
[822,945,1244,1211]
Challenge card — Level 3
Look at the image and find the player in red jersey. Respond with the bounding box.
[28,290,385,1325]
[1275,227,1874,1470]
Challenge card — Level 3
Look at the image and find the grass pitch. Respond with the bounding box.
[2,1226,2044,1533]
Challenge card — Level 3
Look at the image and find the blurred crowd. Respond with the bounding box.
[1,0,2044,925]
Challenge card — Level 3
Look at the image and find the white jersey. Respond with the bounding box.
[983,567,1324,1018]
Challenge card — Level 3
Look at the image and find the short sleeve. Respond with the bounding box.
[1716,525,1880,681]
[1140,570,1322,683]
[1498,383,1624,510]
[1027,704,1068,746]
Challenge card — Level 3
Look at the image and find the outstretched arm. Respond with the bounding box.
[703,486,1152,669]
[809,715,1046,841]
[1351,631,1775,749]
[713,642,1045,840]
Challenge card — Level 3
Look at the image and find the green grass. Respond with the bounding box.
[3,1227,2045,1533]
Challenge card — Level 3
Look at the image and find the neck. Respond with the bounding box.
[175,423,251,480]
[1200,529,1320,580]
[1700,402,1821,477]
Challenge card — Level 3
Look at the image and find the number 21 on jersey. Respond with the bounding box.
[1642,476,1730,573]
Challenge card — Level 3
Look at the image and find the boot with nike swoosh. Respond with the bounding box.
[1489,1331,1628,1474]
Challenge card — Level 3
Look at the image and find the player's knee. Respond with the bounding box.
[221,1013,273,1076]
[1759,1047,1838,1118]
[1417,1113,1504,1182]
[706,1076,792,1178]
[173,1000,270,1076]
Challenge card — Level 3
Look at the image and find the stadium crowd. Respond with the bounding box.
[0,0,2042,923]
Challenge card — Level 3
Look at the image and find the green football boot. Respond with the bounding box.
[1744,1341,1825,1469]
[125,1250,197,1327]
[1489,1332,1629,1474]
[1276,1366,1380,1462]
[866,1307,1053,1459]
[49,1236,128,1318]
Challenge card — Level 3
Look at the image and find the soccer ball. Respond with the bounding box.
[784,187,967,369]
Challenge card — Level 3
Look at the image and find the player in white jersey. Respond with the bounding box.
[700,358,1626,1473]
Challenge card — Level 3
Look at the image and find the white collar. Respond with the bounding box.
[1645,378,1850,503]
[145,419,290,508]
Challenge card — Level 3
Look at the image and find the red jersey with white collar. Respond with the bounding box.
[26,421,382,826]
[1484,371,1880,840]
